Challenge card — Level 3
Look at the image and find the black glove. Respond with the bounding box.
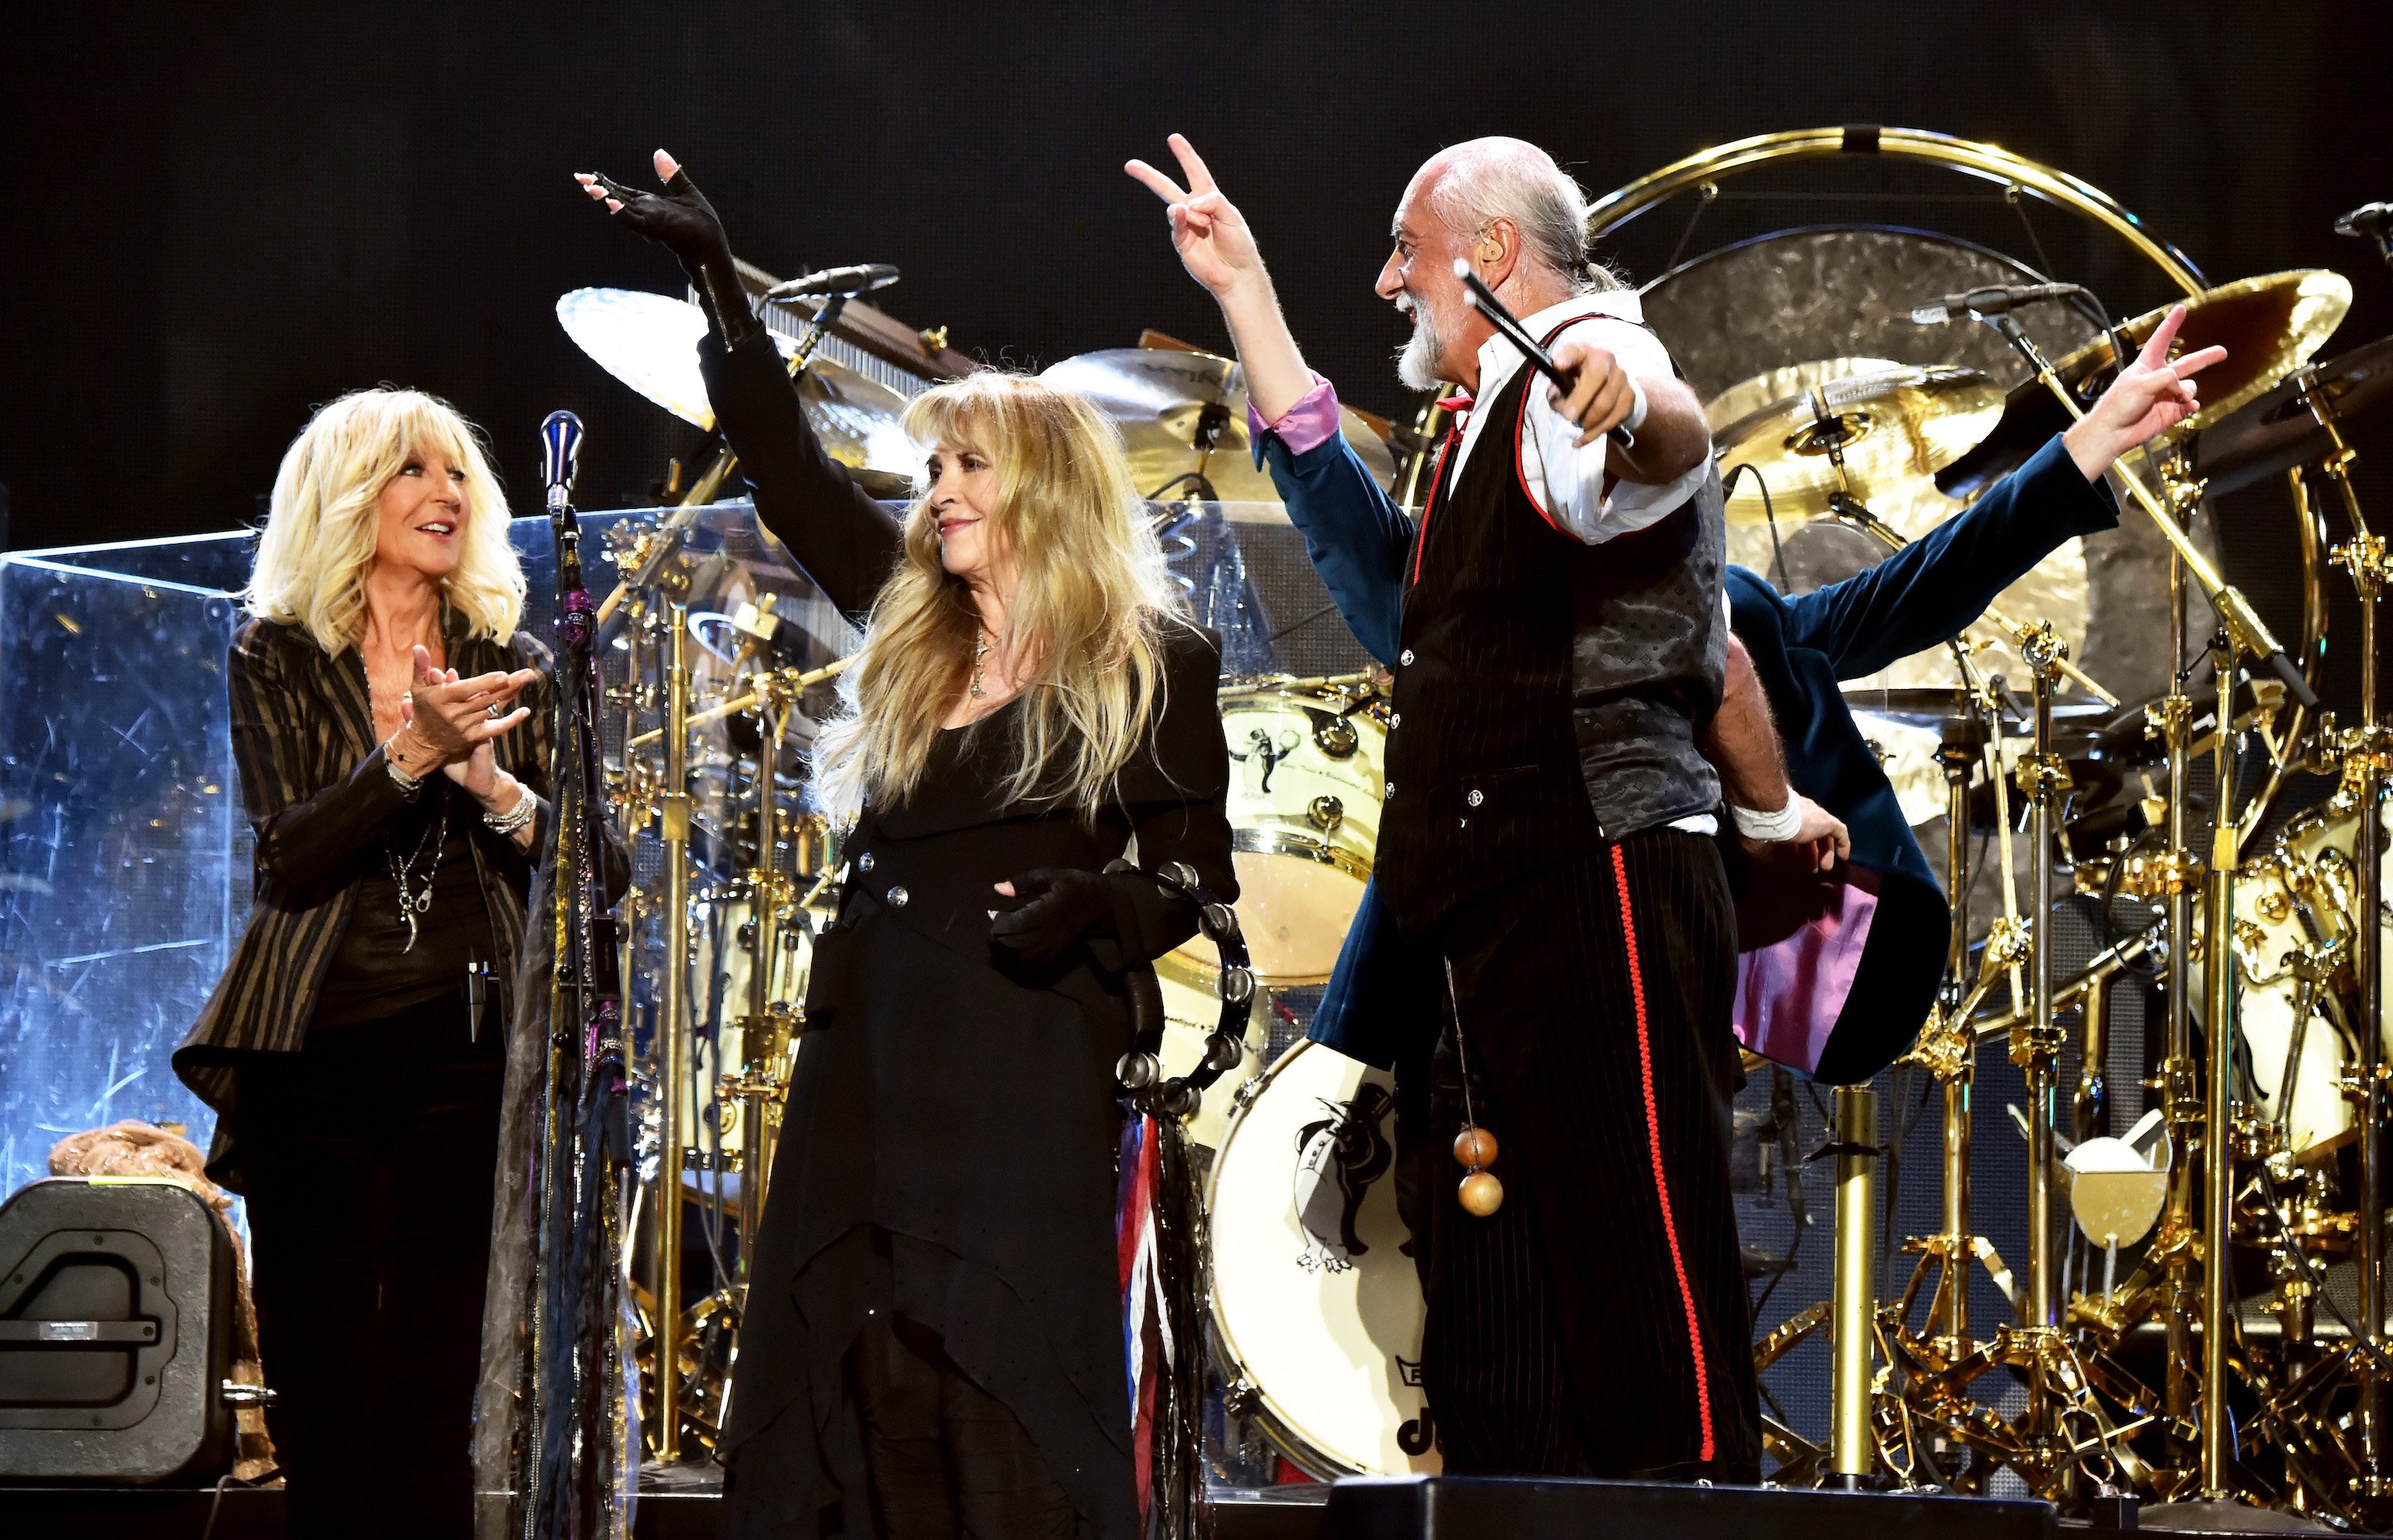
[988,868,1119,967]
[585,165,759,346]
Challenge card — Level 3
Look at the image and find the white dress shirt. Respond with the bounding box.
[1445,290,1709,545]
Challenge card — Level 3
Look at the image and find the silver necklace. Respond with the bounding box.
[363,648,447,951]
[387,798,449,952]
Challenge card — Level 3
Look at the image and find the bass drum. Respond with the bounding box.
[1206,1040,1438,1477]
[2236,790,2393,1160]
[1171,679,1386,987]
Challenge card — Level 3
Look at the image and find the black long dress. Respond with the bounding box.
[700,328,1235,1538]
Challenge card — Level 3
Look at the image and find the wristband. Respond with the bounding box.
[1622,375,1650,435]
[1731,797,1804,842]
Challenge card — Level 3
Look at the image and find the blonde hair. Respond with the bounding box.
[812,372,1183,822]
[244,388,525,653]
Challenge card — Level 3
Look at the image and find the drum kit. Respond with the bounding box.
[554,145,2393,1523]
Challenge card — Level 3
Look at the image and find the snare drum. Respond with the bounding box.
[1206,1040,1438,1476]
[1171,680,1387,987]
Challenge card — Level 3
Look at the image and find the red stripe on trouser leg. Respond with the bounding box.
[1610,842,1716,1464]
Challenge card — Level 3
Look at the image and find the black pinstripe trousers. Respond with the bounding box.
[1403,831,1760,1482]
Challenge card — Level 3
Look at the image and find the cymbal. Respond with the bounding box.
[556,287,917,482]
[1707,359,2004,520]
[1842,687,2112,733]
[2190,333,2393,499]
[1938,270,2353,499]
[1038,348,1397,502]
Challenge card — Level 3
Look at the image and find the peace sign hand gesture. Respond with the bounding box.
[2064,303,2230,480]
[1126,134,1268,301]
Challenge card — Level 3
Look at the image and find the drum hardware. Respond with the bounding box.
[731,665,810,1270]
[1712,362,2005,522]
[556,286,917,637]
[1038,348,1398,502]
[1991,620,2115,1491]
[649,599,695,1465]
[1965,292,2324,715]
[1828,492,2119,708]
[1937,270,2353,503]
[1828,1084,1881,1488]
[625,657,848,750]
[1176,677,1389,987]
[2194,628,2247,1505]
[2191,337,2393,501]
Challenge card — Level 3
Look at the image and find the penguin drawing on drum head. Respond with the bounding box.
[1293,1083,1396,1270]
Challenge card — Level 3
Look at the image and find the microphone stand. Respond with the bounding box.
[523,410,636,1539]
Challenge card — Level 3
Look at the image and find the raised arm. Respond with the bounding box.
[576,149,902,616]
[1781,305,2222,676]
[1129,135,1413,662]
[1126,133,1315,423]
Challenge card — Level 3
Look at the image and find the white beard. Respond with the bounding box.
[1395,307,1445,392]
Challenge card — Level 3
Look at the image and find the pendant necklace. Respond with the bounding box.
[969,626,993,699]
[363,645,446,951]
[387,798,449,952]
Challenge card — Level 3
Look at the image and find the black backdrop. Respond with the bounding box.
[6,2,2391,553]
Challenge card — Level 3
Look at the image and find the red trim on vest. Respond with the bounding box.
[1409,428,1459,587]
[1612,842,1717,1465]
[1513,314,1623,531]
[1513,380,1571,537]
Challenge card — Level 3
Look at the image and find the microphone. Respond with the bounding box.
[540,410,583,512]
[763,263,901,302]
[2335,201,2393,240]
[1909,282,2084,326]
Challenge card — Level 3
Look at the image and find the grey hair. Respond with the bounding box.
[1423,137,1622,293]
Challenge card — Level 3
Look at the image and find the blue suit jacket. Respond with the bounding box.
[1264,422,2117,1081]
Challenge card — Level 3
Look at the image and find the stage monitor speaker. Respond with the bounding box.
[0,1176,236,1483]
[1323,1475,2056,1540]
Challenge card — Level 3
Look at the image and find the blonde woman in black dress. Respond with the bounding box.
[581,152,1234,1539]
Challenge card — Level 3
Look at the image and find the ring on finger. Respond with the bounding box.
[487,703,505,719]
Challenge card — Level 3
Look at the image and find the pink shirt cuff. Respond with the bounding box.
[1245,372,1342,459]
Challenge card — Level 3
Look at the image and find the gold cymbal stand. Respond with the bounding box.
[2291,367,2392,1502]
[649,603,694,1463]
[2150,530,2209,1477]
[1884,672,2017,1481]
[727,664,806,1274]
[2005,623,2078,1481]
[2198,625,2247,1502]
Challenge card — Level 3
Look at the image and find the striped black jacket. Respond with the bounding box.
[173,605,554,1151]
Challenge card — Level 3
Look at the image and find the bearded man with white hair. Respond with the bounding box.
[1133,134,1760,1481]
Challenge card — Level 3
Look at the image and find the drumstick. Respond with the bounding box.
[1453,262,1634,449]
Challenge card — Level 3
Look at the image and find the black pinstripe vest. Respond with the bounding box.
[1374,349,1727,935]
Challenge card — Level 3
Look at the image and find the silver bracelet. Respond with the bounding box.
[383,740,426,798]
[484,783,538,837]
